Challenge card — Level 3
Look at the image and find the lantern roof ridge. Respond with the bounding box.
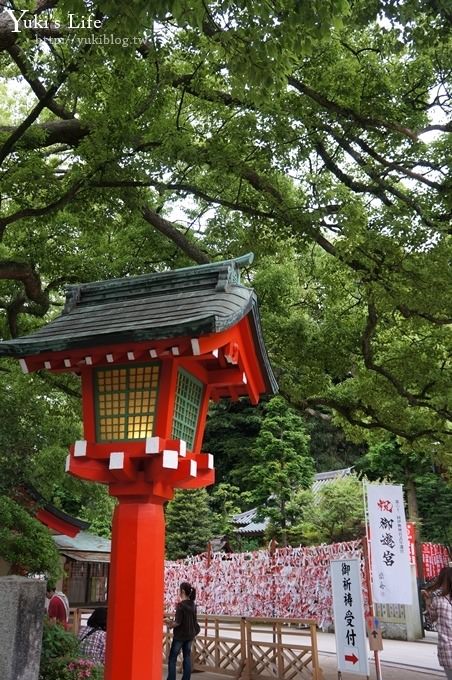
[62,253,253,314]
[0,253,278,395]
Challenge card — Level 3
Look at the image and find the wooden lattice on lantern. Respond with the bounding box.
[0,254,277,501]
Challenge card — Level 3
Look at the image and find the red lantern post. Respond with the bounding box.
[0,255,277,680]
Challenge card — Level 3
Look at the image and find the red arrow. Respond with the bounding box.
[345,653,359,664]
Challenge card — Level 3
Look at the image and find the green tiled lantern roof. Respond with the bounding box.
[0,254,277,394]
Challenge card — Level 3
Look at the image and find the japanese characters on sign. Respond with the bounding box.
[331,558,369,676]
[406,521,417,573]
[366,484,412,604]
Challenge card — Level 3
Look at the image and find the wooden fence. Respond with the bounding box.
[243,617,323,680]
[164,614,324,680]
[73,610,323,679]
[70,607,93,633]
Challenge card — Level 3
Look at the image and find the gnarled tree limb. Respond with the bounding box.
[141,206,211,264]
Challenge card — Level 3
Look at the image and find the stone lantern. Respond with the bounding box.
[0,253,277,680]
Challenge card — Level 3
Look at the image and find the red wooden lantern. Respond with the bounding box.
[0,254,276,680]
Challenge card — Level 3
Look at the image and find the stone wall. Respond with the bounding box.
[0,576,46,680]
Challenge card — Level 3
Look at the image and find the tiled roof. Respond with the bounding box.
[235,519,268,536]
[0,254,277,394]
[53,530,111,553]
[233,468,354,536]
[53,531,111,563]
[26,485,89,531]
[233,508,259,526]
[311,467,354,494]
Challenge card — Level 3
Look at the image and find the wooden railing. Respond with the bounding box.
[164,614,324,680]
[196,616,247,677]
[74,609,323,679]
[243,617,323,680]
[70,607,94,633]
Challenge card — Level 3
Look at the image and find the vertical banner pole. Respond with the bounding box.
[205,541,212,636]
[363,536,383,680]
[363,483,383,680]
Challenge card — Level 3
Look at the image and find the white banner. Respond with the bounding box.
[331,558,369,676]
[366,484,412,604]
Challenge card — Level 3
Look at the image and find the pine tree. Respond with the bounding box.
[246,396,315,546]
[165,488,215,559]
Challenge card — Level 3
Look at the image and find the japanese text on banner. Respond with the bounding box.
[366,484,412,604]
[331,558,369,676]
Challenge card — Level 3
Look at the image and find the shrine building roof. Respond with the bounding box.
[21,485,90,538]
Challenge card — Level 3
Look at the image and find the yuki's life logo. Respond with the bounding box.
[3,9,103,33]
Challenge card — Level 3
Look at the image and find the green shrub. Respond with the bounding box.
[40,656,103,680]
[39,620,103,680]
[0,496,62,580]
[40,619,79,665]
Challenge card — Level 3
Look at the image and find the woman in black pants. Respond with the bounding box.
[167,582,200,680]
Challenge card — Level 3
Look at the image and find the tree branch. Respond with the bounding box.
[0,261,49,308]
[36,371,81,399]
[361,302,451,419]
[397,304,452,326]
[350,132,444,191]
[141,206,211,264]
[0,261,49,334]
[324,127,435,225]
[7,43,74,120]
[418,122,452,135]
[289,76,420,140]
[298,394,439,442]
[314,139,392,205]
[92,178,274,219]
[0,180,83,236]
[35,0,60,14]
[0,10,18,51]
[0,119,90,149]
[0,42,92,165]
[171,72,257,111]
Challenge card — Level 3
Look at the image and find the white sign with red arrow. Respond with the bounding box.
[331,558,370,676]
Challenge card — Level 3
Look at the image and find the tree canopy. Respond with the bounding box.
[356,439,452,545]
[0,0,450,502]
[0,494,61,579]
[288,473,365,545]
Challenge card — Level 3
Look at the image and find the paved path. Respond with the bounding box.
[163,661,444,680]
[316,630,443,677]
[163,631,445,679]
[317,653,443,679]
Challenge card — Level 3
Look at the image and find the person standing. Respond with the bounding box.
[166,582,200,680]
[46,584,70,628]
[422,566,452,679]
